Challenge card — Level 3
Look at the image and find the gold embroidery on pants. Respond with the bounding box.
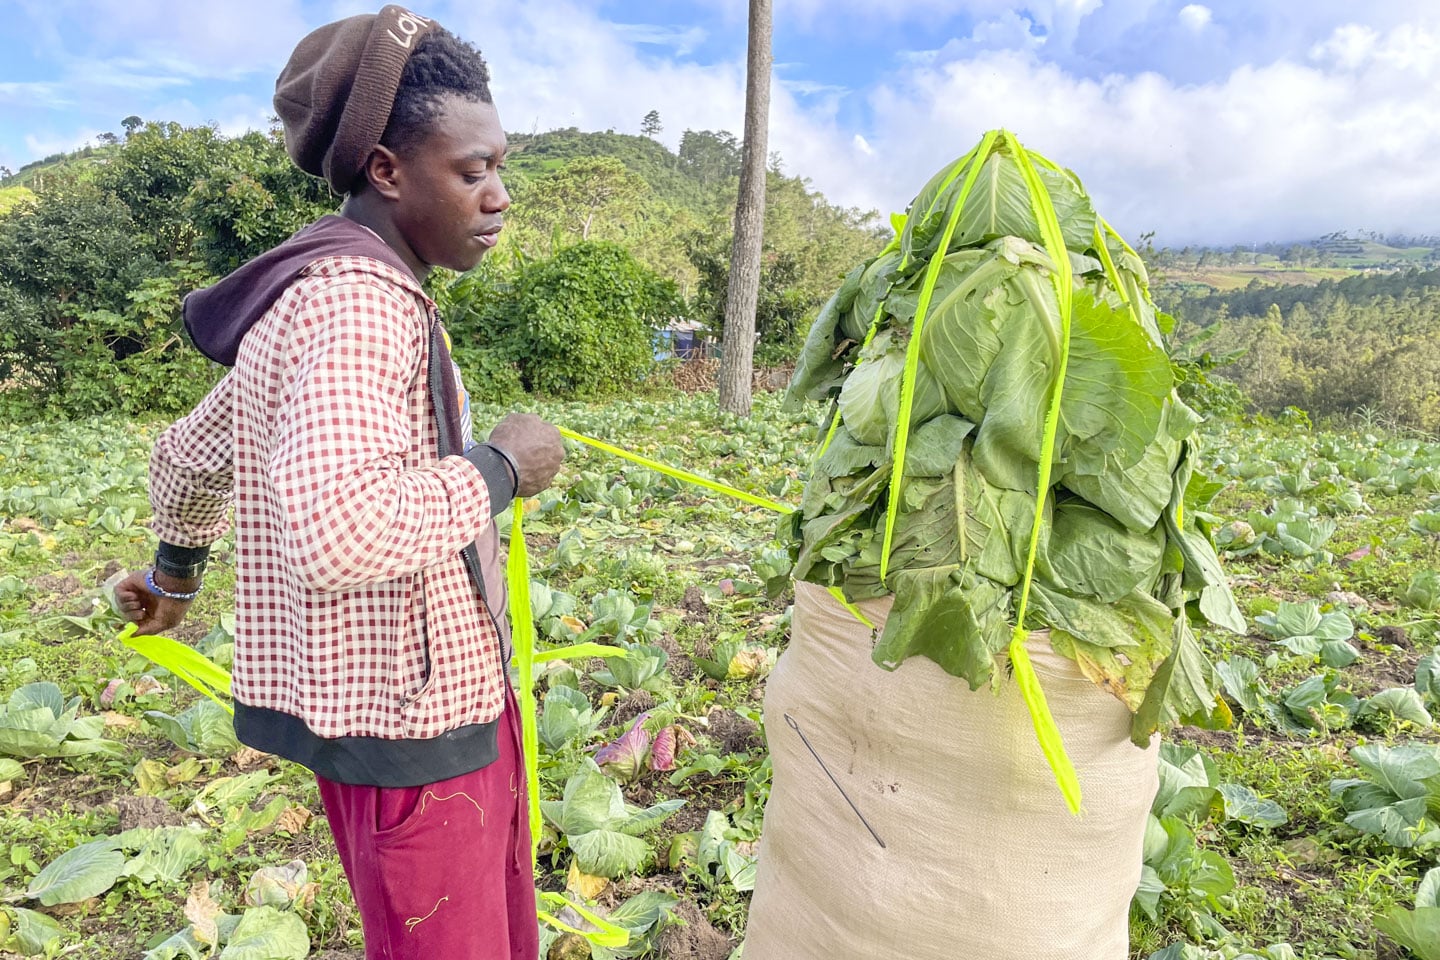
[418,790,485,825]
[405,896,450,933]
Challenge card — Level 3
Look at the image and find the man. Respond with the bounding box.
[114,8,562,958]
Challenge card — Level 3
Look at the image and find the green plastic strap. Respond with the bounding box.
[818,144,982,464]
[1001,130,1081,815]
[879,130,1001,583]
[558,427,791,515]
[537,892,630,948]
[1094,221,1152,338]
[117,623,234,716]
[826,586,874,630]
[507,502,545,860]
[534,641,629,664]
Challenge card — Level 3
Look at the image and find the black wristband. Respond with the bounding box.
[155,542,210,580]
[464,443,518,511]
[491,445,520,492]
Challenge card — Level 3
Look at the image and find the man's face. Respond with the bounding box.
[392,95,510,273]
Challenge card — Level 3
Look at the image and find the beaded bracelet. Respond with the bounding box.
[144,569,202,602]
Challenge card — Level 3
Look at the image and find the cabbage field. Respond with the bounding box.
[0,393,1438,959]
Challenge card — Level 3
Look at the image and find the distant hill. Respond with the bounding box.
[505,127,728,215]
[1,143,119,190]
[3,126,738,226]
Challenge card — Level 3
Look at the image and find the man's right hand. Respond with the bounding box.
[486,413,566,498]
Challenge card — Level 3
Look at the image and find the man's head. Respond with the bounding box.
[274,7,509,273]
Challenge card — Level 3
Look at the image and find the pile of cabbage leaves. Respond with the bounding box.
[786,133,1243,747]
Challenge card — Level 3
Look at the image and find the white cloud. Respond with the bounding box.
[10,0,1440,247]
[861,21,1440,243]
[63,0,309,78]
[441,1,750,145]
[1179,5,1213,33]
[25,128,104,159]
[0,81,72,109]
[422,1,1440,242]
[612,23,708,56]
[1310,24,1380,68]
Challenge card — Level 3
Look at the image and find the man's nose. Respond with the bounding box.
[487,177,510,213]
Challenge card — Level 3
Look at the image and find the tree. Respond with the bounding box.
[122,115,143,137]
[641,110,663,139]
[686,170,881,364]
[510,156,646,250]
[97,132,120,146]
[678,130,741,186]
[186,129,335,273]
[717,0,772,417]
[98,122,227,260]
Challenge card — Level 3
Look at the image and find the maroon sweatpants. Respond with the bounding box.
[317,692,538,960]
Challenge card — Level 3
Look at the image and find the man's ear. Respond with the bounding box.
[359,145,403,200]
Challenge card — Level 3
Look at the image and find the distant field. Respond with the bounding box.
[1333,240,1435,266]
[1165,265,1356,293]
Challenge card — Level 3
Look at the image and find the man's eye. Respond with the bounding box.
[464,173,484,184]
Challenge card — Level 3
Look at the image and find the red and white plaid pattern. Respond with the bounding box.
[149,257,506,739]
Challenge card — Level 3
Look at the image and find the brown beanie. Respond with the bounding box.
[274,5,440,193]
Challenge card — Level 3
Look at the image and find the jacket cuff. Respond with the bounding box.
[463,443,517,513]
[155,542,211,579]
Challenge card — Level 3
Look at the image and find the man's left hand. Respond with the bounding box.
[115,570,198,635]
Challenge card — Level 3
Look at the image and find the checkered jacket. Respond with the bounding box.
[148,256,507,739]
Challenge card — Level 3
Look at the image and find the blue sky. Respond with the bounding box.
[2,0,1437,245]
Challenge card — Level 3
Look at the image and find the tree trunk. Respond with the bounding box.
[716,0,772,418]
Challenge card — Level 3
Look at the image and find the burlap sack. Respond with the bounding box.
[744,581,1159,960]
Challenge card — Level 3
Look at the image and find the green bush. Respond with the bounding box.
[442,242,679,398]
[0,181,172,416]
[186,129,335,275]
[0,261,220,421]
[450,345,527,405]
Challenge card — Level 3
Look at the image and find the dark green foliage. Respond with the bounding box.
[686,172,885,365]
[0,251,219,421]
[0,181,166,410]
[518,243,679,395]
[2,119,881,417]
[1164,275,1440,432]
[507,127,723,215]
[186,130,335,275]
[687,235,809,365]
[96,122,228,261]
[441,243,679,398]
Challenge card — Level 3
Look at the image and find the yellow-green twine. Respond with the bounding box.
[506,502,545,859]
[558,426,790,515]
[537,892,630,948]
[1000,130,1081,815]
[827,586,875,630]
[118,622,234,716]
[1092,222,1139,330]
[879,130,1001,584]
[816,149,975,467]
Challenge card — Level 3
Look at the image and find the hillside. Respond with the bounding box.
[1162,262,1440,433]
[1,143,119,190]
[0,185,32,215]
[505,126,732,217]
